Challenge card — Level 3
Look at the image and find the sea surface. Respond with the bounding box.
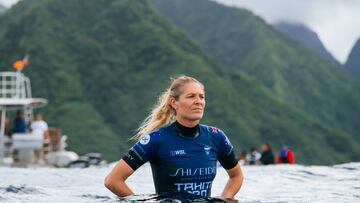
[0,162,359,202]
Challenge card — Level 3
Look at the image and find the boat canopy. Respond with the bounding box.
[0,98,47,110]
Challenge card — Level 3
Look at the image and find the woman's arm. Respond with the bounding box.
[104,159,135,197]
[221,163,243,198]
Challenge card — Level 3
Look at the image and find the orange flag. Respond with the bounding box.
[13,60,24,71]
[12,55,29,71]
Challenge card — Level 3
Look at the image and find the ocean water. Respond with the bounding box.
[0,162,359,202]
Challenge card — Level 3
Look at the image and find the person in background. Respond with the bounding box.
[260,143,274,165]
[3,116,11,137]
[30,114,49,139]
[12,110,27,162]
[12,110,26,133]
[237,150,247,165]
[30,114,49,164]
[246,147,261,165]
[276,146,295,164]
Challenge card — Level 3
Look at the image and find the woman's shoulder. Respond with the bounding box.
[145,125,170,140]
[199,124,225,135]
[137,128,163,146]
[200,124,233,150]
[139,124,176,146]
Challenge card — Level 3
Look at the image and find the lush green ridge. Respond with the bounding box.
[151,0,360,144]
[0,0,358,164]
[274,22,339,65]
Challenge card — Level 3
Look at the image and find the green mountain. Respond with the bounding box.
[0,0,359,164]
[151,0,360,144]
[274,22,339,65]
[345,38,360,79]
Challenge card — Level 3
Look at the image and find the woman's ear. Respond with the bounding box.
[169,97,177,110]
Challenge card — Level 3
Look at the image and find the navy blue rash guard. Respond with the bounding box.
[122,122,238,197]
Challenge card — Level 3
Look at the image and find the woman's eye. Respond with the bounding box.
[186,94,205,99]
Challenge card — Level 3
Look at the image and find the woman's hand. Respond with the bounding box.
[104,159,135,197]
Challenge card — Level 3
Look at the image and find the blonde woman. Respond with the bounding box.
[105,76,243,198]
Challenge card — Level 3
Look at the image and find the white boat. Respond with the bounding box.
[0,69,79,167]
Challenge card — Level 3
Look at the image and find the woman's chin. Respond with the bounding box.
[188,114,203,121]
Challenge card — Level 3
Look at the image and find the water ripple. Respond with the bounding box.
[0,185,43,195]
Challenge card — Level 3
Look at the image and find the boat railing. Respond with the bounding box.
[0,71,31,99]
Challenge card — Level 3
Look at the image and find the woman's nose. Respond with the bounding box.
[195,96,203,104]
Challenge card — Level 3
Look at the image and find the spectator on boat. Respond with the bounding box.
[0,116,11,138]
[30,114,49,164]
[260,143,275,165]
[12,110,26,133]
[276,145,295,164]
[246,147,261,165]
[30,114,49,139]
[2,116,12,137]
[105,76,243,198]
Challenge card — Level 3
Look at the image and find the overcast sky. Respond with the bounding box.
[0,0,15,8]
[213,0,360,64]
[1,0,359,63]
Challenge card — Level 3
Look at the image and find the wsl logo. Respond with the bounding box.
[170,150,187,156]
[204,146,211,155]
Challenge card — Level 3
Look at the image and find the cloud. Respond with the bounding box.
[0,0,18,7]
[213,0,360,64]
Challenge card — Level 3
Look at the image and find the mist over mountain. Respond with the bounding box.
[345,38,360,79]
[274,22,339,65]
[0,0,359,164]
[0,3,6,12]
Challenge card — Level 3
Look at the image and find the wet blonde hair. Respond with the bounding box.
[133,75,204,140]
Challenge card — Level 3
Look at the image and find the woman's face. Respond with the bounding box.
[171,82,205,125]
